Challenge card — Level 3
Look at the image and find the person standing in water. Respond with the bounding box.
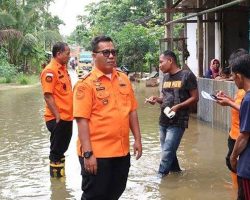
[146,50,198,178]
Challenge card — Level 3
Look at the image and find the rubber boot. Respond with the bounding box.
[50,162,65,178]
[61,157,65,166]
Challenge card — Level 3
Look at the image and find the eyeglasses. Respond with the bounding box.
[94,49,118,57]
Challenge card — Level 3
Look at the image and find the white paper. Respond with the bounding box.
[164,107,176,118]
[201,91,217,101]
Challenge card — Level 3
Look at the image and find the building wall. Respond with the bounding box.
[186,4,249,77]
[204,13,216,74]
[223,8,249,65]
[186,17,198,76]
[214,16,221,62]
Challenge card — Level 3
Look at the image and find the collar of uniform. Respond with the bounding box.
[50,58,66,70]
[92,67,118,79]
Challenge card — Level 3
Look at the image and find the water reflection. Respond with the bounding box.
[0,79,236,200]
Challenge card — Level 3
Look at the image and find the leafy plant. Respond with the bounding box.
[0,48,17,81]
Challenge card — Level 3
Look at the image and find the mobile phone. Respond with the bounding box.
[210,94,219,100]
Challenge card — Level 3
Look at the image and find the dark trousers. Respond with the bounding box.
[241,177,250,200]
[226,136,245,200]
[79,154,130,200]
[226,136,236,172]
[46,119,72,162]
[238,177,246,200]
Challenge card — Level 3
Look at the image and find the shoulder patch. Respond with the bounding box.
[46,72,54,77]
[45,76,53,83]
[44,72,54,83]
[76,85,85,100]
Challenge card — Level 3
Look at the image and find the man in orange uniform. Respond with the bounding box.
[40,42,73,177]
[73,35,142,200]
[216,48,248,199]
[217,90,245,182]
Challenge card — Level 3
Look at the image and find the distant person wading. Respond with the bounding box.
[40,42,73,178]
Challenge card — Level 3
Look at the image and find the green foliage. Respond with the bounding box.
[15,73,38,85]
[0,11,16,28]
[17,74,29,84]
[68,0,167,74]
[112,23,163,72]
[0,0,63,74]
[0,77,11,83]
[0,48,17,80]
[67,24,92,49]
[173,13,184,38]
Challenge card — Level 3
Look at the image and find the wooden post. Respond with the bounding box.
[165,0,173,50]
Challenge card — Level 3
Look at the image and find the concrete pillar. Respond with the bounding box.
[197,0,204,77]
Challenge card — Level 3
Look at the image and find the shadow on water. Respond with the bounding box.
[0,78,237,200]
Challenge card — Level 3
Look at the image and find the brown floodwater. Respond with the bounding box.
[0,70,237,200]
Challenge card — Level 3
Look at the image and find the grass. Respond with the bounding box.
[16,74,39,85]
[0,74,39,85]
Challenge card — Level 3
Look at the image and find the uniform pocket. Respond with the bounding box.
[55,79,69,95]
[119,87,130,106]
[96,91,110,106]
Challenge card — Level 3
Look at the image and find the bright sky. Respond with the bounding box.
[49,0,99,36]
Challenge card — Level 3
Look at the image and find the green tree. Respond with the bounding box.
[0,0,63,74]
[68,0,165,74]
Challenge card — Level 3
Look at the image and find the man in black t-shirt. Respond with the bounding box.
[146,50,198,178]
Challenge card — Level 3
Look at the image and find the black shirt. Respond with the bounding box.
[159,70,197,128]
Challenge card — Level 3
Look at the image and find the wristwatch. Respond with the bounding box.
[83,151,93,159]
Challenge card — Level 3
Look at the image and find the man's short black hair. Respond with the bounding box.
[52,42,68,58]
[91,35,113,52]
[228,48,248,65]
[162,50,177,63]
[231,54,250,79]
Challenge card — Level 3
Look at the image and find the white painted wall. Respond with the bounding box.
[214,14,221,61]
[186,17,198,76]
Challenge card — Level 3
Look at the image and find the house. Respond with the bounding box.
[161,0,250,130]
[161,0,249,76]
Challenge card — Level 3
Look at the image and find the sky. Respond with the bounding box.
[49,0,99,36]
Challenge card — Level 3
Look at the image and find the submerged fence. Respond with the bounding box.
[197,78,237,131]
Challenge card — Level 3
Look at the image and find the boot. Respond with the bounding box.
[50,162,65,178]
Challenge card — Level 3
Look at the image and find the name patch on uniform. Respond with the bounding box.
[76,86,85,99]
[163,81,182,88]
[45,73,54,83]
[96,86,105,91]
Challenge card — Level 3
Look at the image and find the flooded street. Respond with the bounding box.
[0,71,237,200]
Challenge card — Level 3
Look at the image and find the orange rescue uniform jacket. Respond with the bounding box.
[73,67,138,158]
[229,89,245,140]
[40,59,73,122]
